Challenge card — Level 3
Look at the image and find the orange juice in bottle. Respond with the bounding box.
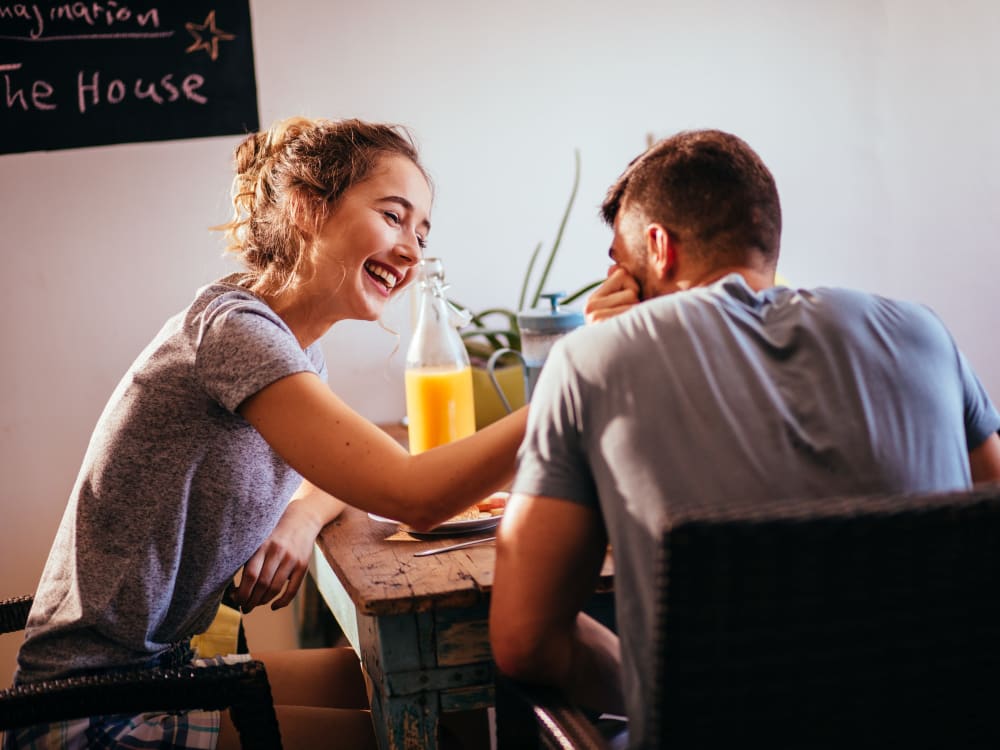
[404,366,475,453]
[404,258,476,453]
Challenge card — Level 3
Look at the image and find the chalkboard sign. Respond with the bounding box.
[0,1,259,155]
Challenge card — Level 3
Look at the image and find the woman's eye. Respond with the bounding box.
[383,211,401,224]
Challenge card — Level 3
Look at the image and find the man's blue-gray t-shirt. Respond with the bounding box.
[16,278,326,683]
[513,274,1000,750]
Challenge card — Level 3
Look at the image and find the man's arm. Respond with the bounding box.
[970,432,1000,484]
[489,492,624,715]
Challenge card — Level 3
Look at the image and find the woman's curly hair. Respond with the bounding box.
[215,117,427,296]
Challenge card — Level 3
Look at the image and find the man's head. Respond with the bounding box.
[601,130,781,299]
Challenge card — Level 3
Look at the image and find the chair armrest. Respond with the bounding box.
[495,673,609,750]
[0,661,281,750]
[0,595,32,635]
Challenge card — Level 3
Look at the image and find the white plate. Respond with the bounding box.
[368,492,508,536]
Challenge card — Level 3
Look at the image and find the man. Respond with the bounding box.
[489,129,1000,747]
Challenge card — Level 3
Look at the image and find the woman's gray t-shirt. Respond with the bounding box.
[16,279,326,682]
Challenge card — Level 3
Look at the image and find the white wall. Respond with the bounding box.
[2,0,998,675]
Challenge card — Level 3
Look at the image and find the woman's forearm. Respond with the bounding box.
[241,373,528,528]
[399,406,528,529]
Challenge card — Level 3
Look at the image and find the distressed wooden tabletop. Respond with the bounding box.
[314,422,614,617]
[315,506,497,616]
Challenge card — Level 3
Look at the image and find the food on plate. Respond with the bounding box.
[445,493,508,523]
[476,493,508,516]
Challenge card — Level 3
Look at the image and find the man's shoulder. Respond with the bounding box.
[800,285,941,326]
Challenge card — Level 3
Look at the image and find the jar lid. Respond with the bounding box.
[517,292,585,334]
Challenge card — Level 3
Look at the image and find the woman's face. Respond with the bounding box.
[308,153,432,322]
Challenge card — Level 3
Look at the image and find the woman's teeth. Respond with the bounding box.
[365,262,396,290]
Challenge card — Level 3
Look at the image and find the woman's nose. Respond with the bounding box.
[394,237,422,265]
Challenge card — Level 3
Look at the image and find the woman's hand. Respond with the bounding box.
[232,483,345,613]
[584,265,641,323]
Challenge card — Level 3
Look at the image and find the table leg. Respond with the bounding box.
[369,682,439,750]
[310,550,499,749]
[360,611,440,750]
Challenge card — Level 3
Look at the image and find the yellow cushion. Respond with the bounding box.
[190,604,242,658]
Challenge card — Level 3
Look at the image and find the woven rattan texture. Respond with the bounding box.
[0,596,32,635]
[652,485,1000,747]
[0,597,282,749]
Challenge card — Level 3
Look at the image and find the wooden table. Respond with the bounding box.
[310,502,614,750]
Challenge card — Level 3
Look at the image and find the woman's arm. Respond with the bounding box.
[239,371,527,530]
[232,479,344,612]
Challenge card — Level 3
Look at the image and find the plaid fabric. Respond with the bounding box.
[3,710,220,749]
[1,653,252,749]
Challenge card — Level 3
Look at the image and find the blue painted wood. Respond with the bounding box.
[376,612,436,673]
[435,604,491,667]
[440,684,495,712]
[374,689,438,750]
[386,661,493,695]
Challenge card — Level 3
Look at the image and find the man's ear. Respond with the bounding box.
[645,223,676,279]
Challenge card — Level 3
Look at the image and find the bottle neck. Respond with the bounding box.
[406,276,470,369]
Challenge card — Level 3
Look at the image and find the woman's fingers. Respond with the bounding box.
[235,544,297,612]
[270,565,308,610]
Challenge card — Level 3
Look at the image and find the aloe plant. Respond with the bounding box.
[453,149,600,366]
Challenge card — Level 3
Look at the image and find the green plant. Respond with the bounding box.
[453,149,601,365]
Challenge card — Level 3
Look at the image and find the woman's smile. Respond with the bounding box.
[363,259,403,297]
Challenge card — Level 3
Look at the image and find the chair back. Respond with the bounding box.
[651,484,1000,747]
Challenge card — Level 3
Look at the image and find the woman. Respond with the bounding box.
[6,117,527,748]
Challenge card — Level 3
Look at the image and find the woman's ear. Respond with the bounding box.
[287,189,323,241]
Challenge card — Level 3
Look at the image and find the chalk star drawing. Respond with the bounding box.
[185,10,235,61]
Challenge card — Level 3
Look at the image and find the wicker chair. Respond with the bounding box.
[495,484,1000,749]
[0,595,282,749]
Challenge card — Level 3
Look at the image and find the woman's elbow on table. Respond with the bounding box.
[370,488,455,532]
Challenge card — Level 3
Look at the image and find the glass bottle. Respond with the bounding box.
[404,258,476,454]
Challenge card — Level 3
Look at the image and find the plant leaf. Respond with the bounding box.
[466,309,518,329]
[531,148,581,308]
[460,327,516,340]
[518,241,543,312]
[561,279,602,306]
[462,328,515,354]
[464,340,502,363]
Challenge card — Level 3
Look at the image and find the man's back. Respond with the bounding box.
[562,274,990,507]
[514,274,999,747]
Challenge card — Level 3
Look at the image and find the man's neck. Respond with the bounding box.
[678,265,775,293]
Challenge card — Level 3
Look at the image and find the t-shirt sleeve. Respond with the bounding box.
[512,341,600,509]
[194,294,323,413]
[957,347,1000,450]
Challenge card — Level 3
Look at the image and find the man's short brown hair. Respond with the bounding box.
[602,130,781,266]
